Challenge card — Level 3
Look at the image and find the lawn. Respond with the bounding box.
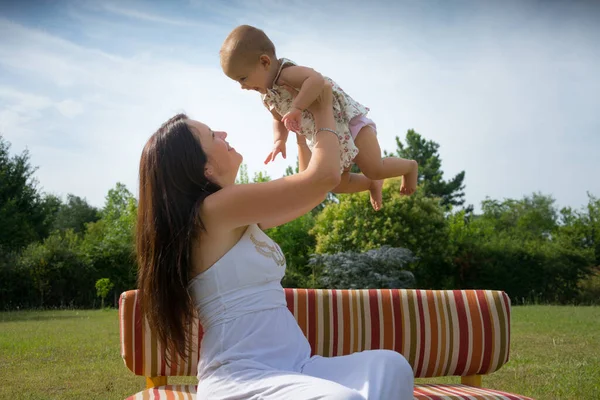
[1,306,598,399]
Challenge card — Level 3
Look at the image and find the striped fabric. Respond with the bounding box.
[125,384,533,400]
[125,385,196,400]
[119,290,203,377]
[284,289,511,378]
[414,384,532,399]
[120,289,511,378]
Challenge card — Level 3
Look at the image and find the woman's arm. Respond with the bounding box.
[202,84,339,232]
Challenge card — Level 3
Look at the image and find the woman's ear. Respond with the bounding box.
[204,165,214,178]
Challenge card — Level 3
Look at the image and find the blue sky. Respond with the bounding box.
[0,0,598,212]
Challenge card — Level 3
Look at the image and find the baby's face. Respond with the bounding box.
[236,63,271,94]
[227,55,274,95]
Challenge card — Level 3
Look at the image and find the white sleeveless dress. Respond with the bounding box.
[189,224,413,399]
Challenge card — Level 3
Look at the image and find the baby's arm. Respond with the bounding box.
[271,108,289,144]
[278,66,325,111]
[264,108,290,164]
[278,66,325,132]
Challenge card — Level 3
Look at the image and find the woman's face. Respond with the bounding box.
[187,119,243,187]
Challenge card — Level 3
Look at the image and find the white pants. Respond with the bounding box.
[196,349,414,400]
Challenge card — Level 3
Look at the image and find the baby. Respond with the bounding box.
[220,25,418,210]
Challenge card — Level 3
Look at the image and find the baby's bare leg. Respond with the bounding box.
[353,126,418,195]
[333,170,383,211]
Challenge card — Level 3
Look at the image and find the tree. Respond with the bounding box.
[285,160,299,177]
[38,194,62,238]
[82,183,137,307]
[253,171,271,183]
[386,130,466,208]
[449,193,594,303]
[52,194,100,234]
[95,278,114,308]
[0,246,33,309]
[267,213,317,288]
[19,229,94,307]
[479,192,558,240]
[558,193,600,266]
[585,193,600,266]
[311,246,416,289]
[236,163,249,184]
[235,163,272,183]
[0,135,47,252]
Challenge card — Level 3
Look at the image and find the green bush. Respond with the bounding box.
[310,246,416,289]
[449,210,592,304]
[312,179,454,289]
[577,267,600,305]
[18,230,96,308]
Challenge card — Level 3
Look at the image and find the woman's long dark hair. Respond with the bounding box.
[137,113,220,359]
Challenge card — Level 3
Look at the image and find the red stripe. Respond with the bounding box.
[486,387,531,400]
[412,386,431,398]
[476,291,493,373]
[331,289,339,356]
[160,346,167,375]
[169,340,177,376]
[453,290,470,375]
[284,288,294,314]
[368,289,380,349]
[134,295,143,375]
[391,290,402,353]
[308,289,316,356]
[415,290,427,376]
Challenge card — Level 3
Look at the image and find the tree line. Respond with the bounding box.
[1,132,598,309]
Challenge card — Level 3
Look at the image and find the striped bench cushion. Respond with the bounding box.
[120,289,511,378]
[125,384,533,400]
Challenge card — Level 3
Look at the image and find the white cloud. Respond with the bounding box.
[101,3,199,26]
[55,99,84,119]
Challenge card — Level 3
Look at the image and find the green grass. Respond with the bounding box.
[1,306,598,399]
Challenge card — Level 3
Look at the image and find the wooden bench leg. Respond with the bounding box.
[461,375,482,387]
[146,376,168,388]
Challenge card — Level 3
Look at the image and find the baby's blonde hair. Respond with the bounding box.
[220,25,276,77]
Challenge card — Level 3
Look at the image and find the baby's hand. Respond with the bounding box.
[264,139,287,164]
[282,108,302,133]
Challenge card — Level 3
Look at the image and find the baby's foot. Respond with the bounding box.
[369,179,384,211]
[400,160,418,196]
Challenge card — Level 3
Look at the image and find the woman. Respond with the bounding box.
[136,84,414,399]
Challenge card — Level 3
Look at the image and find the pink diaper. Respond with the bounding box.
[349,115,377,139]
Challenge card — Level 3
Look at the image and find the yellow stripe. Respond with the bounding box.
[316,290,324,355]
[377,290,384,349]
[421,290,432,375]
[486,290,501,373]
[351,290,359,352]
[447,291,460,375]
[362,290,371,350]
[336,290,344,356]
[462,291,474,374]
